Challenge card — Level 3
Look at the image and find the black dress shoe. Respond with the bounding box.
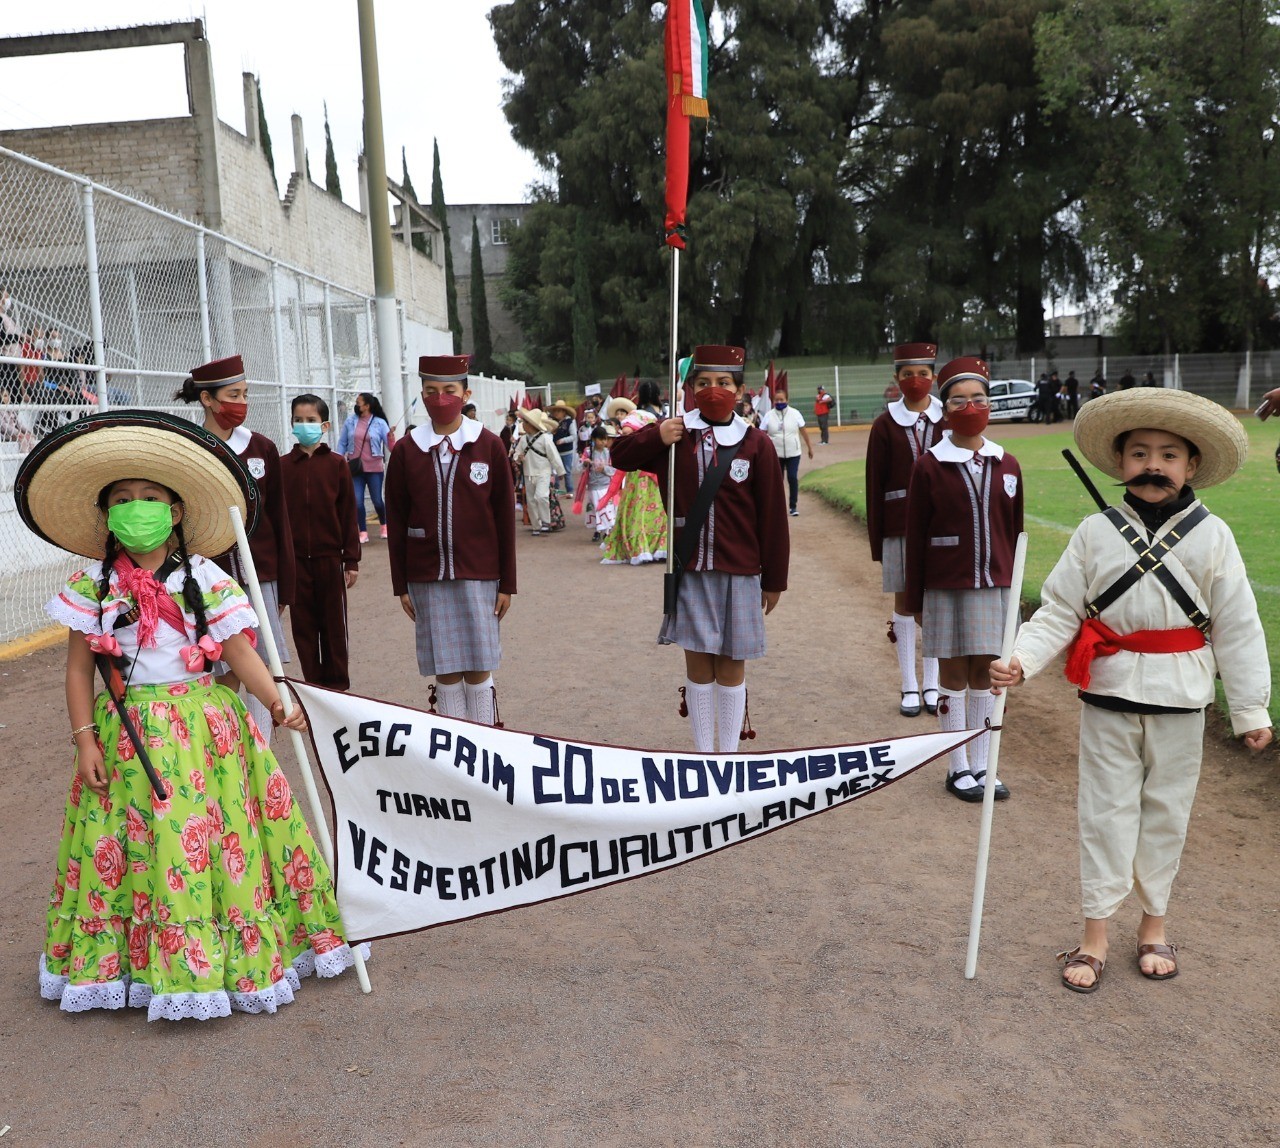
[946,770,985,802]
[972,770,1010,800]
[899,690,922,717]
[923,688,940,715]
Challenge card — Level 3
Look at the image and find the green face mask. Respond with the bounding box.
[107,499,176,553]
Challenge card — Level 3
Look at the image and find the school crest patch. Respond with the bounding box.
[1003,473,1018,498]
[247,457,266,479]
[729,458,750,483]
[470,462,490,485]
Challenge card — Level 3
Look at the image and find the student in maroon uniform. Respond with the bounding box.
[904,356,1023,803]
[176,354,295,738]
[282,394,361,690]
[865,341,945,718]
[386,355,517,726]
[610,345,789,753]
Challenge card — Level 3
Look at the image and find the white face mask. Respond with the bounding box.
[33,339,45,351]
[49,338,61,350]
[1,297,9,312]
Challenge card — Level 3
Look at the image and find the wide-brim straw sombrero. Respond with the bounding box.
[1073,388,1248,490]
[14,410,260,559]
[605,397,636,420]
[516,407,545,430]
[548,399,575,417]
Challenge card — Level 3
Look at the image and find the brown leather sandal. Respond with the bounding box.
[1137,942,1179,980]
[1057,947,1105,994]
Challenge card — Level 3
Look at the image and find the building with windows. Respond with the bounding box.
[446,203,528,358]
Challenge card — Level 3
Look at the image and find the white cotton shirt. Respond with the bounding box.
[761,406,806,458]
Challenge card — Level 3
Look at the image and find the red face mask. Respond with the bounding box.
[424,392,465,425]
[212,399,248,430]
[947,402,990,437]
[898,376,934,403]
[691,385,738,424]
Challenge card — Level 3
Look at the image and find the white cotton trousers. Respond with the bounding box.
[1077,704,1205,919]
[527,474,551,529]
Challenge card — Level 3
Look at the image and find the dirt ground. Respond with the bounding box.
[1,424,1277,1146]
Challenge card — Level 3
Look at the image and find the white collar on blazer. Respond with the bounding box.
[888,396,944,427]
[682,408,749,446]
[226,425,252,454]
[929,433,1005,463]
[411,416,484,452]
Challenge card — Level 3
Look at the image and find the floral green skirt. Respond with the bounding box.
[40,675,364,1021]
[601,472,668,565]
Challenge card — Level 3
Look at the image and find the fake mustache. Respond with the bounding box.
[1117,473,1178,491]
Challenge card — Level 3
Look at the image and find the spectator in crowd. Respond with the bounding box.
[1035,372,1060,423]
[500,408,517,455]
[338,391,394,544]
[1065,370,1080,418]
[19,325,44,402]
[760,387,813,517]
[814,384,834,444]
[0,387,35,452]
[1118,368,1137,390]
[1142,370,1160,388]
[636,379,666,419]
[549,399,577,493]
[1089,369,1106,401]
[461,402,478,420]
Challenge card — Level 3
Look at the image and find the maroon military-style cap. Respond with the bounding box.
[893,342,938,367]
[190,354,246,388]
[936,356,991,397]
[418,354,472,382]
[691,345,746,373]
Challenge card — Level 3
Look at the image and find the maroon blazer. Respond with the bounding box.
[609,419,790,592]
[385,424,517,597]
[282,443,361,568]
[865,401,945,560]
[903,441,1024,615]
[211,429,296,605]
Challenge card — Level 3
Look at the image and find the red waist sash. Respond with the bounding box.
[1064,618,1206,691]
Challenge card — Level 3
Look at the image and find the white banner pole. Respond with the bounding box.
[964,530,1028,980]
[230,505,372,994]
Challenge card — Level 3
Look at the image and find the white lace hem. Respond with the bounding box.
[44,598,101,637]
[205,611,258,645]
[600,548,666,566]
[39,941,368,1021]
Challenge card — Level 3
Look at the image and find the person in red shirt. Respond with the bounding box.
[610,345,789,753]
[904,356,1023,803]
[177,354,295,740]
[386,355,517,725]
[282,394,361,690]
[865,342,944,718]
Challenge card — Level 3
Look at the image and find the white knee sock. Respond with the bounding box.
[893,613,919,693]
[715,682,746,754]
[922,657,939,697]
[685,680,716,754]
[938,686,977,789]
[436,680,467,719]
[967,690,996,779]
[464,676,496,726]
[245,693,273,746]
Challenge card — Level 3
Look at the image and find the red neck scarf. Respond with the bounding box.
[113,554,187,648]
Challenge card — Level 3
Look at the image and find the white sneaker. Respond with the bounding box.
[359,531,369,544]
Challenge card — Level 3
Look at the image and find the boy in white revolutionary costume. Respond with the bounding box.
[990,389,1271,993]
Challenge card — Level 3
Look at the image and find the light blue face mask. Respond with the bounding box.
[292,422,325,446]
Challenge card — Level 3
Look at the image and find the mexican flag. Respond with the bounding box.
[664,1,709,249]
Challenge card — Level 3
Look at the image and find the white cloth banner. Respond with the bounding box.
[291,681,983,942]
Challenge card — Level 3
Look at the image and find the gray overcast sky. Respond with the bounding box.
[0,1,546,206]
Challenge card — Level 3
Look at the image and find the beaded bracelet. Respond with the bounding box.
[69,723,98,745]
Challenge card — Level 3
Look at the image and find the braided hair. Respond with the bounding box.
[174,519,213,667]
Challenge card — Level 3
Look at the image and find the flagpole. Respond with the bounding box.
[964,530,1027,979]
[663,245,681,597]
[230,505,372,994]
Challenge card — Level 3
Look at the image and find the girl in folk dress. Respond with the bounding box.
[385,355,517,726]
[176,355,295,741]
[904,357,1024,803]
[599,410,669,565]
[865,342,945,717]
[16,411,362,1021]
[609,345,790,753]
[581,423,618,541]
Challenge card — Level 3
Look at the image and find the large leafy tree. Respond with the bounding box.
[1038,0,1280,354]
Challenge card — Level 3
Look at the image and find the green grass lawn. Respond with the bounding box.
[802,418,1280,725]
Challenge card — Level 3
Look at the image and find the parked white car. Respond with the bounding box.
[988,379,1036,422]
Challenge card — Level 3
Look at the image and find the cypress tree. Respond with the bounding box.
[255,77,276,189]
[470,216,494,373]
[431,139,463,353]
[323,102,342,199]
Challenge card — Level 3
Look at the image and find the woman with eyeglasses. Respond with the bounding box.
[903,357,1024,804]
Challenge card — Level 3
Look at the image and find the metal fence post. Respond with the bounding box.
[195,230,212,363]
[322,283,339,425]
[1237,349,1252,408]
[365,298,377,392]
[125,264,144,403]
[834,365,842,427]
[80,183,108,411]
[269,262,289,425]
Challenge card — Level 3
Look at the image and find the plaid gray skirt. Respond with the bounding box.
[659,570,766,660]
[880,535,907,593]
[214,578,290,675]
[408,579,501,677]
[922,586,1009,659]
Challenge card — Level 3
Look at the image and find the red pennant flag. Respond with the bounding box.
[610,374,628,398]
[765,361,776,402]
[664,1,710,249]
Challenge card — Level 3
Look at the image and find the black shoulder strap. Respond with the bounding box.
[673,433,747,578]
[1086,505,1212,633]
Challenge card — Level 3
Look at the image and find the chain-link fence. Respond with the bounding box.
[0,144,457,644]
